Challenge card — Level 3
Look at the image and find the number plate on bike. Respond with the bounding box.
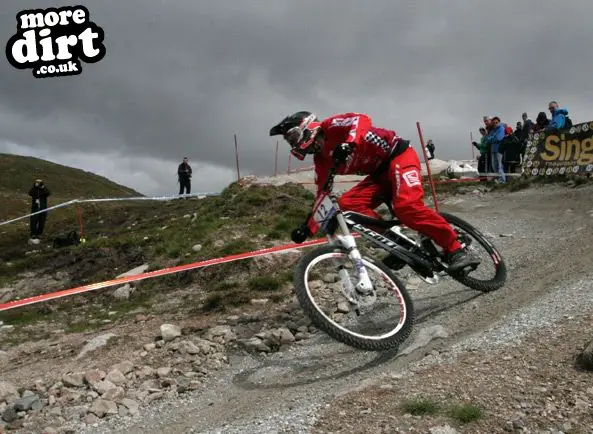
[311,194,337,232]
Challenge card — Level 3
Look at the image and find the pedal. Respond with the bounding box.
[421,274,440,285]
[449,262,480,277]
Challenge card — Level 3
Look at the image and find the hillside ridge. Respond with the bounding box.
[0,153,142,201]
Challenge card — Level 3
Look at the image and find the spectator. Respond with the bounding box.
[546,100,569,131]
[472,127,489,180]
[177,157,192,195]
[426,139,435,160]
[522,112,534,132]
[518,117,533,162]
[502,124,522,174]
[483,116,494,172]
[533,112,549,132]
[483,116,493,133]
[484,116,506,184]
[28,178,50,243]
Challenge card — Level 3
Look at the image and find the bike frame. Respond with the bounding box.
[312,168,447,291]
[322,192,445,284]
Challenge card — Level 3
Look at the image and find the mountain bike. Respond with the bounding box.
[292,169,507,351]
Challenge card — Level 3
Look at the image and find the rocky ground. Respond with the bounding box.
[1,180,593,433]
[314,284,593,434]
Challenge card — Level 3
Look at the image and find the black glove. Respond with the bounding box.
[332,143,353,167]
[291,223,310,244]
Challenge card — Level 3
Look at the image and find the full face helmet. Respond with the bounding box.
[269,111,322,160]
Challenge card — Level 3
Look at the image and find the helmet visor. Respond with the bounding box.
[283,126,303,148]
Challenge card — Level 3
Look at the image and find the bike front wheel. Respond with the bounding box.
[293,244,414,351]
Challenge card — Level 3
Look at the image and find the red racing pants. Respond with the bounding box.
[338,147,462,253]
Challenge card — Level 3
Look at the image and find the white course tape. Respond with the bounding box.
[0,199,80,227]
[0,192,220,227]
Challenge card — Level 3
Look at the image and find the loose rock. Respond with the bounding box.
[577,338,593,370]
[160,324,182,342]
[105,370,127,386]
[0,381,19,404]
[89,399,118,418]
[111,284,133,300]
[62,373,85,388]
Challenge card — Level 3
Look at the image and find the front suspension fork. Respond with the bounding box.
[333,213,374,295]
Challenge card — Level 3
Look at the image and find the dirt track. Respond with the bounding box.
[74,182,593,434]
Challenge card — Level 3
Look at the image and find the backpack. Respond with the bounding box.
[53,230,81,249]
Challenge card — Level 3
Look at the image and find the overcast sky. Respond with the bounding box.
[1,0,592,197]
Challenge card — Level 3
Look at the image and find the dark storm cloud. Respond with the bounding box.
[1,0,593,194]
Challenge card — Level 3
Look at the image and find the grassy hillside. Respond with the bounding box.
[0,180,315,343]
[0,153,141,222]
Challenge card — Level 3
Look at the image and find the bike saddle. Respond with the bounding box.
[342,211,400,230]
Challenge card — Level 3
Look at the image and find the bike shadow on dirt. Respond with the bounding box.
[232,288,484,391]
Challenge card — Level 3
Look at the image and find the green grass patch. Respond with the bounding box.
[279,270,294,283]
[247,276,282,292]
[0,305,54,327]
[211,280,240,292]
[218,239,258,256]
[400,396,440,416]
[201,288,251,312]
[67,320,98,333]
[447,403,484,424]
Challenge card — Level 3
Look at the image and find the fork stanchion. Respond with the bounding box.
[416,121,440,213]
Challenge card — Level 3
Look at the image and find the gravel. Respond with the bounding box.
[391,274,593,376]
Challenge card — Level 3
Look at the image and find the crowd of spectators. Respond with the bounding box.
[472,100,573,184]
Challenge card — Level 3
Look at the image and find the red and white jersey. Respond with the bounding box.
[313,112,402,196]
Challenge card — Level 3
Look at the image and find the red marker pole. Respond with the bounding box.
[274,141,279,176]
[416,121,440,213]
[76,206,85,240]
[234,134,241,181]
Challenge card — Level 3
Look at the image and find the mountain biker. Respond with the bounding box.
[269,111,481,273]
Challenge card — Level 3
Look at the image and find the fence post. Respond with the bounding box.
[234,134,240,181]
[416,122,440,213]
[274,141,279,176]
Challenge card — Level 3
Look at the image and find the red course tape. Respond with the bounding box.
[0,237,345,312]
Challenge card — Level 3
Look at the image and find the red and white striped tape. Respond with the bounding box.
[0,236,362,312]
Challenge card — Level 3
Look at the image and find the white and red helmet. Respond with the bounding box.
[269,111,322,160]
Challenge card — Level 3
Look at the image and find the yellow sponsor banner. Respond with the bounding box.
[522,121,593,176]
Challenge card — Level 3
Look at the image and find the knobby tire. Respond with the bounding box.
[440,212,507,292]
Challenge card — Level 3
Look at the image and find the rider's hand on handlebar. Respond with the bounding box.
[291,223,310,244]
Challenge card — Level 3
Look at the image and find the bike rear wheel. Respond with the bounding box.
[293,244,414,351]
[440,212,507,292]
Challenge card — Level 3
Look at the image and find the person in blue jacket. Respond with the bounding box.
[546,101,569,131]
[484,116,507,183]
